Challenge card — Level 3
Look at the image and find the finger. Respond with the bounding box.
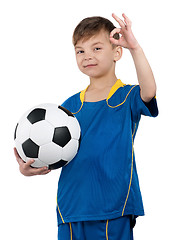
[110,28,121,38]
[110,28,122,45]
[122,13,132,29]
[40,169,51,175]
[33,166,50,175]
[112,13,126,28]
[23,162,49,176]
[25,159,35,167]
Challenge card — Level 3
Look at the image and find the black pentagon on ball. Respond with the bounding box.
[49,160,68,170]
[53,126,71,147]
[58,106,74,117]
[27,108,46,124]
[22,138,39,158]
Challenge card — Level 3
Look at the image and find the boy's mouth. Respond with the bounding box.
[84,64,97,68]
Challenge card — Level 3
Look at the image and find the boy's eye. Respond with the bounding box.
[94,47,101,51]
[77,50,84,54]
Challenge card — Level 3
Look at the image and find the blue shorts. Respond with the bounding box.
[58,215,134,240]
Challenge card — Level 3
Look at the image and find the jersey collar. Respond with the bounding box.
[80,79,125,104]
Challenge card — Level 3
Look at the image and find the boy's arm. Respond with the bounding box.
[129,46,156,102]
[110,13,156,102]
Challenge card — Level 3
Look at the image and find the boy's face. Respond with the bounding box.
[74,30,122,79]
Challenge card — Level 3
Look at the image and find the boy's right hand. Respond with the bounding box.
[14,148,51,176]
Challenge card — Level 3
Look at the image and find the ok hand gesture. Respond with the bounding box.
[110,13,140,51]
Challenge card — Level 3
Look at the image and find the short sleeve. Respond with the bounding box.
[130,85,158,123]
[61,92,82,114]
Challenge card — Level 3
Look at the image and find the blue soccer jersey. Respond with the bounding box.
[57,79,158,225]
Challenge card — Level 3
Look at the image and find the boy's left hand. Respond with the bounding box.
[110,13,140,51]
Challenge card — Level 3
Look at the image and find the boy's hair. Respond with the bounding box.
[73,16,119,47]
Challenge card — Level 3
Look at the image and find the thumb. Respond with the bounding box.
[26,159,35,167]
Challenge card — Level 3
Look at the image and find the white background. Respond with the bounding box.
[0,0,176,239]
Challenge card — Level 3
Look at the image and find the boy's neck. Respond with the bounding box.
[89,74,118,90]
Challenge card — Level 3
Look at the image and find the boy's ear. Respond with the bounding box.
[114,46,122,62]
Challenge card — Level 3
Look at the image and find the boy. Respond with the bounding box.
[14,13,158,239]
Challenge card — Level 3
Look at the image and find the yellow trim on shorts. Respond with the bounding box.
[69,223,73,240]
[106,220,109,240]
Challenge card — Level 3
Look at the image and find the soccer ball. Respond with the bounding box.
[14,103,81,170]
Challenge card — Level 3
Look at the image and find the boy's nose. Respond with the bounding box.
[85,56,92,60]
[84,51,93,60]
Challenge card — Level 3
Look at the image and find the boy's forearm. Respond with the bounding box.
[130,46,157,102]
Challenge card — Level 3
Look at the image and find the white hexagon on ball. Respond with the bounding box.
[46,107,69,128]
[39,142,63,165]
[30,120,54,146]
